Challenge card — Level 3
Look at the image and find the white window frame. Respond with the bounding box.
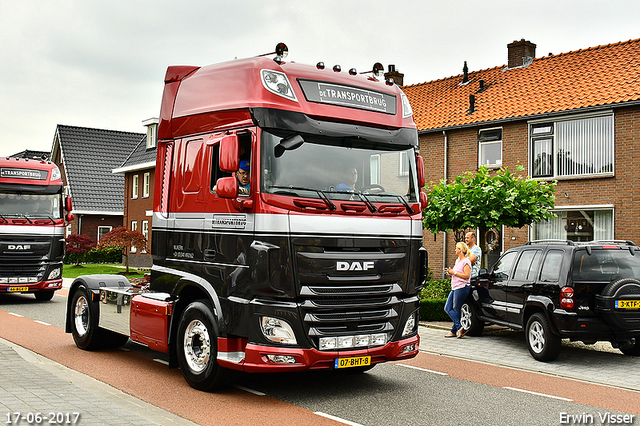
[143,172,150,198]
[97,226,112,241]
[478,127,503,168]
[146,124,156,149]
[370,154,381,185]
[398,152,409,176]
[529,112,614,179]
[132,174,139,199]
[141,220,149,254]
[530,205,614,242]
[130,221,138,253]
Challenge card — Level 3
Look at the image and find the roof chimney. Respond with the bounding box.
[462,61,469,84]
[507,39,536,68]
[384,64,404,86]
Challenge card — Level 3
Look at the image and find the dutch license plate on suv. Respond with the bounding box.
[615,300,640,310]
[7,287,29,292]
[334,355,371,369]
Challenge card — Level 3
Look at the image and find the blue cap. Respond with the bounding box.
[239,159,250,171]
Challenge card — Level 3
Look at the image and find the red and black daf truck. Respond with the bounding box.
[66,44,428,391]
[0,157,74,301]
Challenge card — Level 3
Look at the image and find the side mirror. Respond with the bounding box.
[220,134,240,172]
[65,213,75,223]
[65,196,73,212]
[216,176,239,199]
[416,154,425,188]
[275,134,304,158]
[420,191,428,210]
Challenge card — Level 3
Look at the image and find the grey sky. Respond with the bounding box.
[1,0,638,157]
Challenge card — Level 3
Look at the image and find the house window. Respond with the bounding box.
[370,154,380,185]
[141,220,149,253]
[97,226,112,241]
[146,124,157,149]
[530,114,614,178]
[131,221,138,253]
[399,151,409,176]
[532,208,613,242]
[143,172,150,198]
[132,174,139,199]
[478,128,502,167]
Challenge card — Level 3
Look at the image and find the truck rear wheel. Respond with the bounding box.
[176,300,230,391]
[35,291,55,301]
[70,285,101,350]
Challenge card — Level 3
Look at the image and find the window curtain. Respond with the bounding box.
[593,209,613,240]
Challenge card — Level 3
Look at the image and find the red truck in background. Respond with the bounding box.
[66,44,428,391]
[0,157,74,301]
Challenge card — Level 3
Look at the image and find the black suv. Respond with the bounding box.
[460,240,640,361]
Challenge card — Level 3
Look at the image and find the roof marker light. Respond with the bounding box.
[333,65,341,72]
[317,62,325,70]
[349,68,357,75]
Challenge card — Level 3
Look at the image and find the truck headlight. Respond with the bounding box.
[261,69,298,102]
[402,312,416,337]
[260,316,297,345]
[48,268,61,280]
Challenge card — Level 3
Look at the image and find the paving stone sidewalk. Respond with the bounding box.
[0,338,197,426]
[419,322,640,392]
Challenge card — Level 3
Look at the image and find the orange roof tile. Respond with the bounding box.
[403,38,640,132]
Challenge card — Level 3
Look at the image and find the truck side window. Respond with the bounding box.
[210,144,231,192]
[540,250,563,282]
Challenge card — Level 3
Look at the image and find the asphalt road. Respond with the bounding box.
[1,290,639,426]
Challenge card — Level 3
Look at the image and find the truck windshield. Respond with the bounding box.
[0,192,63,219]
[260,130,418,203]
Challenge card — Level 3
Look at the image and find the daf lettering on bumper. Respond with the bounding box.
[336,261,375,271]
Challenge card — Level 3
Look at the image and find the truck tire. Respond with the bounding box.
[619,337,640,356]
[34,291,55,301]
[525,312,561,362]
[460,301,484,336]
[70,285,101,350]
[176,300,230,391]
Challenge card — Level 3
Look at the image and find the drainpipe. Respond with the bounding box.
[442,130,448,278]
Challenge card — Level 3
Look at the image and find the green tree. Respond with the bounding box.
[97,226,148,274]
[423,165,556,234]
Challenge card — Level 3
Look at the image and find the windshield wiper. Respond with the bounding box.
[15,213,33,224]
[372,193,415,214]
[269,185,336,211]
[353,191,377,213]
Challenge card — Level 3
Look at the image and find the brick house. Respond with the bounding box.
[51,125,144,243]
[403,38,640,276]
[112,118,158,268]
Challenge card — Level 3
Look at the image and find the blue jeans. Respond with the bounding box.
[444,286,471,333]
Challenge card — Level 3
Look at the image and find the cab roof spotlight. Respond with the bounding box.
[372,62,384,78]
[349,68,357,75]
[317,62,325,70]
[259,42,289,64]
[333,65,341,72]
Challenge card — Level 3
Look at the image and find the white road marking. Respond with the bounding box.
[234,385,266,396]
[504,386,573,401]
[8,312,23,317]
[396,363,448,375]
[34,320,51,326]
[314,412,364,426]
[153,358,169,365]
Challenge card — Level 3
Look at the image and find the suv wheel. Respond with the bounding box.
[619,337,640,356]
[525,313,561,362]
[460,301,484,336]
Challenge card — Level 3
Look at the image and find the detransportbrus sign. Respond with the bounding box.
[299,80,397,114]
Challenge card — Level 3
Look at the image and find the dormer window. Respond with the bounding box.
[142,118,159,149]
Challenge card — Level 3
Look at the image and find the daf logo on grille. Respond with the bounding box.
[7,244,31,250]
[336,261,375,271]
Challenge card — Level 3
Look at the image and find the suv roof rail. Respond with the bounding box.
[586,240,637,246]
[525,239,575,246]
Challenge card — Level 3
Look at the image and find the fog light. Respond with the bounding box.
[48,268,61,280]
[337,336,354,349]
[19,277,28,283]
[403,312,416,337]
[355,335,370,347]
[260,317,297,345]
[0,278,7,284]
[319,337,337,351]
[371,334,387,346]
[9,277,18,283]
[266,354,296,364]
[29,277,38,283]
[401,343,416,354]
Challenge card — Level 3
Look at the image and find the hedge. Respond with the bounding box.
[419,279,452,321]
[64,247,123,264]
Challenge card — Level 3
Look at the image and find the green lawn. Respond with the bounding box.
[62,264,146,279]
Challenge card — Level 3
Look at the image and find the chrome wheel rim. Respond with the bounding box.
[528,321,545,354]
[460,304,471,330]
[73,295,89,337]
[183,319,211,373]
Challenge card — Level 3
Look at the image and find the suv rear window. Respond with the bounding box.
[572,248,640,281]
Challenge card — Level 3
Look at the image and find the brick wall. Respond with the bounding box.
[123,168,155,267]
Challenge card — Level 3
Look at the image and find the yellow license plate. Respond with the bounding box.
[616,300,640,309]
[7,287,29,292]
[334,355,371,369]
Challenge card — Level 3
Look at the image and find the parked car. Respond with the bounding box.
[460,240,640,361]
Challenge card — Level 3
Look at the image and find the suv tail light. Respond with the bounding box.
[560,286,575,310]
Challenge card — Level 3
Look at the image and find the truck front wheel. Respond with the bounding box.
[176,300,230,391]
[70,285,101,350]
